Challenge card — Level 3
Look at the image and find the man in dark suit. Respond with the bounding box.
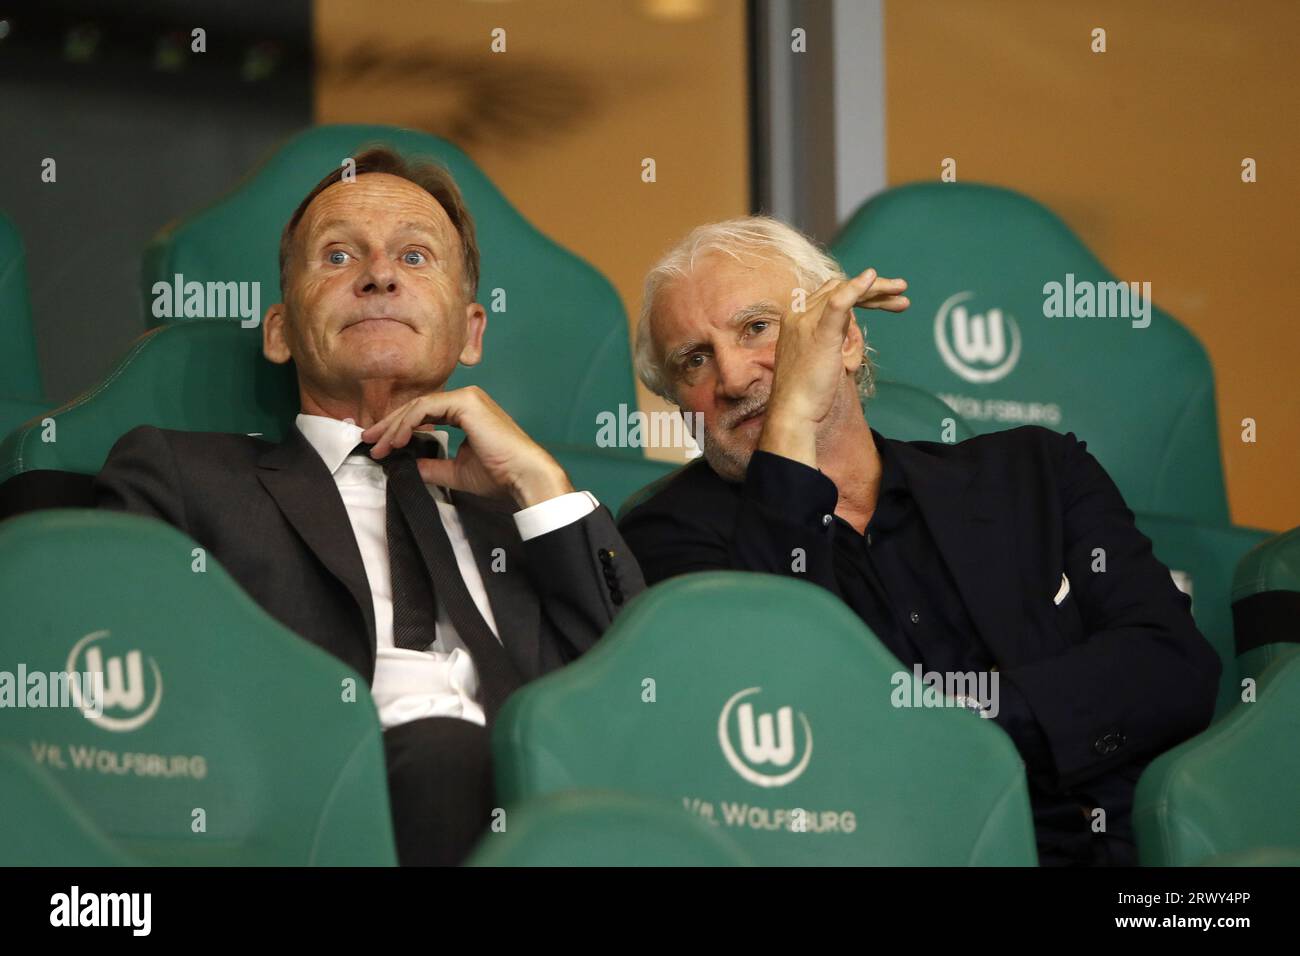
[95,147,644,865]
[620,216,1219,866]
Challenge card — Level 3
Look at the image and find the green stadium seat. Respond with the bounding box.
[1133,652,1300,866]
[1232,526,1300,683]
[0,320,299,515]
[616,379,975,520]
[0,743,137,866]
[1132,513,1275,719]
[142,124,637,451]
[467,790,754,866]
[831,182,1229,524]
[868,378,977,445]
[0,509,397,865]
[492,572,1038,865]
[0,211,51,436]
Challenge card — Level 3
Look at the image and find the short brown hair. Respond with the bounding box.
[278,145,480,300]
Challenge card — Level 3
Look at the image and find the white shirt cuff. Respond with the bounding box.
[513,490,599,542]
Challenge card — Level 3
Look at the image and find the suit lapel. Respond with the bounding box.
[881,431,1027,666]
[449,489,544,679]
[256,426,377,658]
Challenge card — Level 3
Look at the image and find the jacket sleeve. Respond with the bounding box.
[621,450,845,598]
[92,425,190,531]
[520,504,646,662]
[1002,430,1221,787]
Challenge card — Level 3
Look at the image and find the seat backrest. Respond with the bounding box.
[615,379,974,520]
[868,379,976,444]
[0,320,297,486]
[0,743,136,866]
[492,572,1037,865]
[1133,513,1274,719]
[0,510,396,865]
[1133,652,1300,866]
[1232,526,1300,682]
[142,124,635,447]
[0,211,44,403]
[467,790,754,866]
[831,182,1229,523]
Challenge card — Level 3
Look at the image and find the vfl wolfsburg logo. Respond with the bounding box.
[66,631,163,732]
[718,687,813,788]
[934,291,1022,384]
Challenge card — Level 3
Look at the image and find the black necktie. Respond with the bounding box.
[351,439,522,722]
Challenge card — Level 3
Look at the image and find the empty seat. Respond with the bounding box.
[831,183,1229,523]
[491,572,1037,865]
[0,509,397,865]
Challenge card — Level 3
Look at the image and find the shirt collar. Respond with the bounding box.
[295,413,449,477]
[868,429,911,532]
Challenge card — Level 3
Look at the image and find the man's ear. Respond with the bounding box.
[263,303,292,364]
[842,311,865,374]
[458,301,487,367]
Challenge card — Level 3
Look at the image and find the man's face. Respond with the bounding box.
[652,253,793,480]
[264,172,484,396]
[653,252,863,481]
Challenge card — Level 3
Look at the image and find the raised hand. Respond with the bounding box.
[360,385,573,509]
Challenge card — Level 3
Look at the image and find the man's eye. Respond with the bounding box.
[685,354,706,369]
[402,250,426,266]
[327,250,349,265]
[748,320,771,335]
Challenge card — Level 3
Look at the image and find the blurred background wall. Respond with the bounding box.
[0,0,312,400]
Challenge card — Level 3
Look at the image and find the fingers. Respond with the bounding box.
[359,399,410,457]
[415,454,458,489]
[858,276,907,299]
[362,387,499,458]
[837,268,878,309]
[861,294,910,312]
[815,268,877,336]
[797,271,906,316]
[363,394,457,457]
[366,399,423,457]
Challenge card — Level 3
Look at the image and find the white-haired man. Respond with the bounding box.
[619,216,1220,866]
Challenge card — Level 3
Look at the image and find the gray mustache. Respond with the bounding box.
[719,393,770,431]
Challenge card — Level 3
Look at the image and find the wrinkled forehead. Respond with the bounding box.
[652,251,797,347]
[300,173,456,244]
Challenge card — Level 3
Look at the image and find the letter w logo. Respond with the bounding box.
[85,647,145,711]
[951,306,1006,364]
[737,703,795,767]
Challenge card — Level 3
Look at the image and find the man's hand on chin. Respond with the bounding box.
[360,385,574,509]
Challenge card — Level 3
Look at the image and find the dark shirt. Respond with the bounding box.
[747,437,1134,866]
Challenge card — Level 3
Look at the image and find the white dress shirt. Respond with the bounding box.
[295,414,598,729]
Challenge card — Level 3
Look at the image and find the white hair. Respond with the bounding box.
[634,215,876,403]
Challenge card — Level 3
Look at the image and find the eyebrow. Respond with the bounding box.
[730,301,781,324]
[666,301,782,364]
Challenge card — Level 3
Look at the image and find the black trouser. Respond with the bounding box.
[381,717,495,866]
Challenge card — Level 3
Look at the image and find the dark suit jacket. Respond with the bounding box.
[619,425,1220,794]
[94,424,644,694]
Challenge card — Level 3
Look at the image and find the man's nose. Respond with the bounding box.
[356,253,399,295]
[713,348,761,401]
